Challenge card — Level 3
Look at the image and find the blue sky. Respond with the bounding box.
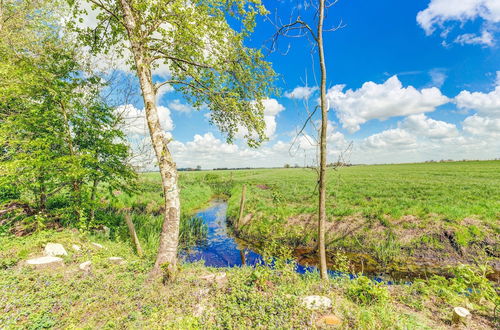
[94,0,500,169]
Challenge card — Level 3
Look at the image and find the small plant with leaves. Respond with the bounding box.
[346,275,390,305]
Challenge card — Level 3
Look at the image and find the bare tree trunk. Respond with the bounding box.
[119,0,180,277]
[317,0,328,280]
[125,212,143,257]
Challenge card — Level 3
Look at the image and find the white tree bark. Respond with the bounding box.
[119,0,181,277]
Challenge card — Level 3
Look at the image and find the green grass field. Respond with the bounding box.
[175,160,500,272]
[208,160,500,222]
[2,161,499,329]
[119,160,500,276]
[0,229,497,329]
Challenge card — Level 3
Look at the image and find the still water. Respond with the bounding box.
[183,202,263,267]
[183,201,344,276]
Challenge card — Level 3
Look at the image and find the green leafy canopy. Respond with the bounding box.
[68,0,277,147]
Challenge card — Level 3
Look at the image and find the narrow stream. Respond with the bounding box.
[183,201,353,276]
[183,202,263,267]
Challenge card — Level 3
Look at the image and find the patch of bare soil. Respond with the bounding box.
[283,213,499,282]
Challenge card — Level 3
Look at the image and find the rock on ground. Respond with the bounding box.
[72,244,81,251]
[44,243,68,257]
[317,314,342,326]
[199,272,227,284]
[26,256,64,269]
[301,295,332,310]
[108,257,125,265]
[91,242,103,249]
[79,261,92,271]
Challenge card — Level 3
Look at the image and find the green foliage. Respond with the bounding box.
[400,263,498,316]
[373,230,400,265]
[0,183,20,203]
[450,263,497,303]
[68,0,277,148]
[0,229,497,328]
[179,216,208,248]
[0,0,136,229]
[214,276,305,328]
[346,275,390,305]
[454,225,485,246]
[332,249,353,274]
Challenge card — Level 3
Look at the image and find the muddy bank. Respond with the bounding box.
[231,212,499,283]
[293,247,500,283]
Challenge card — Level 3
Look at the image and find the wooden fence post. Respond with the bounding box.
[237,184,247,228]
[124,212,143,257]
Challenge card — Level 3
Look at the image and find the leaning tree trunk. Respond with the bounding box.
[317,0,328,280]
[119,0,181,277]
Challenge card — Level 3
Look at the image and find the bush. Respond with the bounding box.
[450,263,497,303]
[347,275,390,305]
[0,183,20,203]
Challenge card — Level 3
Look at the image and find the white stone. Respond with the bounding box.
[79,261,92,271]
[72,244,81,251]
[26,256,63,269]
[199,273,216,281]
[301,295,332,310]
[108,257,125,265]
[215,272,227,283]
[200,272,227,284]
[44,243,68,257]
[91,242,103,249]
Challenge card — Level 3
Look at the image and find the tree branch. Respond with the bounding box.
[150,48,216,69]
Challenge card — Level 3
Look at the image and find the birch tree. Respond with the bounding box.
[68,0,275,277]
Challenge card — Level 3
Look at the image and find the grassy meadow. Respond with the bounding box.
[73,160,499,276]
[1,160,499,328]
[1,229,498,329]
[169,160,499,273]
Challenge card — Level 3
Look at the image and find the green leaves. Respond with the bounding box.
[68,0,277,147]
[1,0,135,225]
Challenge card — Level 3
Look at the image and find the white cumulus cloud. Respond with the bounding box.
[327,75,450,133]
[235,98,285,140]
[362,128,417,150]
[400,114,458,139]
[263,98,285,138]
[417,0,500,46]
[284,86,318,100]
[115,104,173,136]
[454,29,494,46]
[463,114,500,136]
[168,99,194,113]
[455,86,500,116]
